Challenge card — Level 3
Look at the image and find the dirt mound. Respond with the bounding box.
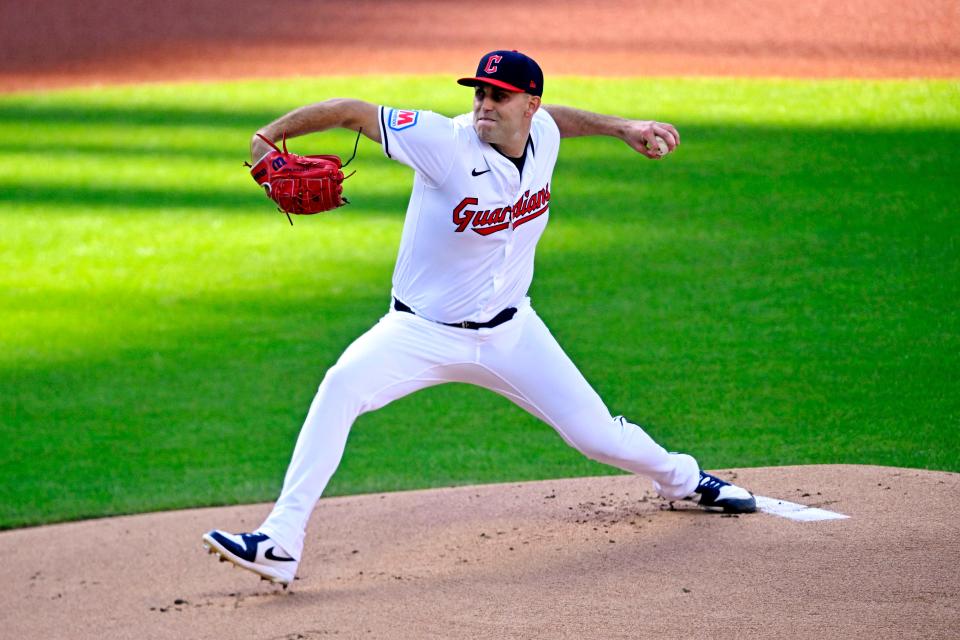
[1,0,957,92]
[3,465,957,639]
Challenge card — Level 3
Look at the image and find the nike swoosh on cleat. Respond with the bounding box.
[264,547,296,562]
[471,168,491,176]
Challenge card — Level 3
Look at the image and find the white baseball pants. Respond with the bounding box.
[258,301,700,560]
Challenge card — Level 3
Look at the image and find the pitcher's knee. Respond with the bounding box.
[316,363,368,407]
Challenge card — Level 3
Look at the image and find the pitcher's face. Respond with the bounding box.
[472,85,539,147]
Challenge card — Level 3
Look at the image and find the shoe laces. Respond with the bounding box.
[698,473,727,491]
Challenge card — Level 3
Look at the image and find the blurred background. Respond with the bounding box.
[2,0,958,91]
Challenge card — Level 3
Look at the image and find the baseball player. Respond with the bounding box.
[203,50,756,587]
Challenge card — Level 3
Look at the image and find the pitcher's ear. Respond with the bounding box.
[526,95,542,117]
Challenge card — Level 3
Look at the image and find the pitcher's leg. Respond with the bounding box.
[477,309,700,500]
[258,312,470,559]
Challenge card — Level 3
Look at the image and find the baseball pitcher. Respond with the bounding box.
[203,50,756,587]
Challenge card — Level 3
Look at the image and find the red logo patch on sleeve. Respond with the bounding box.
[388,109,419,131]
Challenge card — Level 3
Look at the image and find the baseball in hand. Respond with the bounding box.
[648,135,669,157]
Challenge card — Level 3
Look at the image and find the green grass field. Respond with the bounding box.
[1,76,958,529]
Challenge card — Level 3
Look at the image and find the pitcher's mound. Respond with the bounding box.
[2,465,957,639]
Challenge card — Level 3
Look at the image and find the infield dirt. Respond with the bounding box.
[1,0,958,91]
[2,466,958,639]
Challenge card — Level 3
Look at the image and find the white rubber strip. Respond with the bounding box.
[754,495,849,522]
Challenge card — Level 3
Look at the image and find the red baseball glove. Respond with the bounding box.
[248,132,354,222]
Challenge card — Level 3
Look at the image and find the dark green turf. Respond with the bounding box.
[1,77,957,529]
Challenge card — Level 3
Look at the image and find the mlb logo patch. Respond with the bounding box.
[389,109,419,131]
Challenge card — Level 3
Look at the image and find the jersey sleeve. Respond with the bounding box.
[531,107,561,150]
[378,106,457,187]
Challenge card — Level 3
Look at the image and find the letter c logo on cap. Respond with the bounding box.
[484,55,503,74]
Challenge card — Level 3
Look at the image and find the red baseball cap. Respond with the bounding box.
[457,50,544,97]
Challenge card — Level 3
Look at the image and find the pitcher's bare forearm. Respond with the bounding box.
[251,99,381,161]
[542,104,680,159]
[542,105,631,139]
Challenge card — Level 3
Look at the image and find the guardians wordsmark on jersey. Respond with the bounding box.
[377,106,561,324]
[452,184,551,235]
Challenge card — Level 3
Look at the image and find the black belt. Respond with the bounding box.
[393,298,517,330]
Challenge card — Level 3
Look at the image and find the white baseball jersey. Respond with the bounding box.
[377,105,560,324]
[256,102,701,561]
